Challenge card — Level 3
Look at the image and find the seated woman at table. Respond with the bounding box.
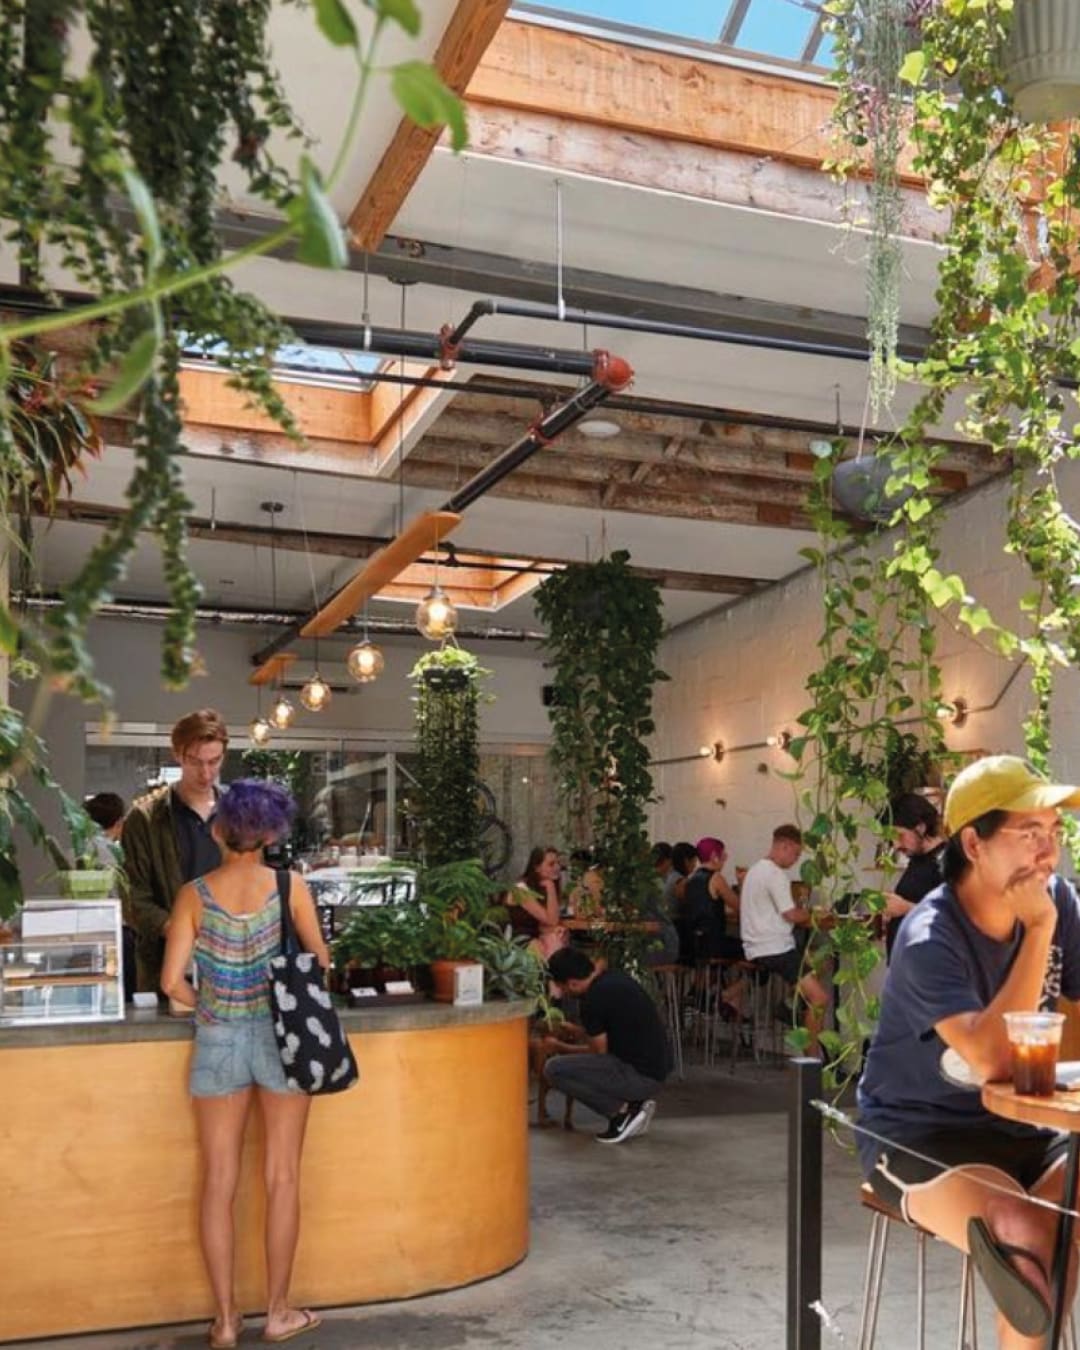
[858,756,1080,1349]
[510,846,567,958]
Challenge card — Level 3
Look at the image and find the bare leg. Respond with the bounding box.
[905,1163,1069,1350]
[258,1087,314,1341]
[194,1089,253,1345]
[796,972,828,1057]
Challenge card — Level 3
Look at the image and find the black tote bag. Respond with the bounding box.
[269,869,359,1095]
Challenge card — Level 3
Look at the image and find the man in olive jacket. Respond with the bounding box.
[122,709,227,991]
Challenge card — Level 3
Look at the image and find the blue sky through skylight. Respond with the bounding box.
[519,1,832,68]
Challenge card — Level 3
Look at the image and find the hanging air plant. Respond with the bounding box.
[827,0,917,415]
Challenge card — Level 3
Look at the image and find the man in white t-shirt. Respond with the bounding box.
[739,824,828,1055]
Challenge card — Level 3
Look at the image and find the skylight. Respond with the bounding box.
[515,0,832,72]
[180,338,384,391]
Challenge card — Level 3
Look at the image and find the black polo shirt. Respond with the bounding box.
[171,789,221,882]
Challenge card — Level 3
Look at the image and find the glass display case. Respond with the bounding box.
[0,899,124,1027]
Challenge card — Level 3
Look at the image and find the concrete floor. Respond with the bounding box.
[26,1063,991,1350]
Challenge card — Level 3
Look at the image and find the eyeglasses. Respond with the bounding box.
[998,823,1066,849]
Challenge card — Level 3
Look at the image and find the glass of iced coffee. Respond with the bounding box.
[1003,1011,1066,1097]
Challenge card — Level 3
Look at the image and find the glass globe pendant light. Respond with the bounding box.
[416,544,457,640]
[268,692,295,729]
[300,662,332,712]
[248,715,273,747]
[347,604,384,683]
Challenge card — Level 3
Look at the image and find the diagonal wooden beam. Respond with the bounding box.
[348,0,513,252]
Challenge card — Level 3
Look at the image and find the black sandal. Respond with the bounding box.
[967,1216,1052,1338]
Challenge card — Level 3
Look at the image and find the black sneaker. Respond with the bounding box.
[595,1109,632,1143]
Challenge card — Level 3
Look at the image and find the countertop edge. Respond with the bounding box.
[0,998,535,1049]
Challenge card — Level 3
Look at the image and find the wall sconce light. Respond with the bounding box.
[268,693,295,730]
[766,729,793,752]
[712,741,725,763]
[937,697,968,728]
[697,745,713,758]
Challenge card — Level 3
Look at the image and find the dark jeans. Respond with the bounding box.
[544,1052,663,1118]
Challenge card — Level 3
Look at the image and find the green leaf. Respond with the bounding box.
[367,0,421,36]
[287,155,348,269]
[119,165,162,275]
[391,61,468,152]
[0,602,18,655]
[314,0,359,46]
[898,50,927,87]
[83,326,160,414]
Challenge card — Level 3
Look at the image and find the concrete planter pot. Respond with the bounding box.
[831,455,912,523]
[1004,0,1080,122]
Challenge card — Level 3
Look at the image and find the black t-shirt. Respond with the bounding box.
[581,970,670,1082]
[171,789,221,883]
[885,843,946,961]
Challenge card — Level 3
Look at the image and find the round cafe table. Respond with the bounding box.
[982,1079,1080,1348]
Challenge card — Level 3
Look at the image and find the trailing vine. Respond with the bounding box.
[534,551,667,970]
[409,644,490,868]
[788,445,950,1085]
[0,0,465,903]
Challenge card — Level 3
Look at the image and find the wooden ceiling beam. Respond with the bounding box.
[467,19,919,178]
[348,0,513,252]
[465,104,944,242]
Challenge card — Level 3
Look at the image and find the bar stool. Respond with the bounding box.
[858,1184,1078,1350]
[652,963,686,1079]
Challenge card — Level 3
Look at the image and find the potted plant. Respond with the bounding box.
[476,929,547,1003]
[332,903,428,995]
[417,859,506,1002]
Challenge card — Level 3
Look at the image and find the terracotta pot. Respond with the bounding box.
[430,959,479,1003]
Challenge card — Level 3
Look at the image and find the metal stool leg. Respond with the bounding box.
[915,1229,926,1350]
[857,1211,889,1350]
[957,1253,978,1350]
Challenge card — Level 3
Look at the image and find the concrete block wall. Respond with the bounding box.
[650,463,1080,873]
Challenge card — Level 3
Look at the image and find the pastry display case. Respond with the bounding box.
[0,899,123,1027]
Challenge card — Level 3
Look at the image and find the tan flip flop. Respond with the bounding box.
[261,1309,322,1344]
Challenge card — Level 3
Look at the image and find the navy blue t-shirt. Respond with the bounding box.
[857,876,1080,1175]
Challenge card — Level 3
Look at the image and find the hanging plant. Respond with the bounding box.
[0,0,466,903]
[409,644,491,868]
[825,0,915,414]
[534,550,667,969]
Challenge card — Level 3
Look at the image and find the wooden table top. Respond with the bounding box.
[982,1079,1080,1133]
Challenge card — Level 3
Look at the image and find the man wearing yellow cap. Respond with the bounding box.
[858,755,1080,1348]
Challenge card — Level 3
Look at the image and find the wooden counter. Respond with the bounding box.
[0,1001,531,1343]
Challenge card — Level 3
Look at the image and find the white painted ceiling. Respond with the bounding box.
[29,5,956,643]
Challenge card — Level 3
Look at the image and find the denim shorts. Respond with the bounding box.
[190,1015,293,1097]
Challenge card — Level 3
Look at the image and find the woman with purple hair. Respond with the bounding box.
[162,779,329,1349]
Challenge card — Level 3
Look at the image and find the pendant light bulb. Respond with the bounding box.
[248,716,272,747]
[300,672,332,712]
[416,584,458,640]
[347,639,384,683]
[268,694,295,730]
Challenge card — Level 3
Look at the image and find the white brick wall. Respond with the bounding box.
[650,462,1080,872]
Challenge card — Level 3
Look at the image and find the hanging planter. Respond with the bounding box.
[832,453,913,523]
[1003,0,1080,122]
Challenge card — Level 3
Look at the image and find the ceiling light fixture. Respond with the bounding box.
[578,417,621,439]
[416,539,457,640]
[248,715,273,747]
[268,693,295,730]
[299,667,332,713]
[348,603,384,683]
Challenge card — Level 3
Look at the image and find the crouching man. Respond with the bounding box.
[544,947,670,1145]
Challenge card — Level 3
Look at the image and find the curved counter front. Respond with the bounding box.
[0,1000,531,1343]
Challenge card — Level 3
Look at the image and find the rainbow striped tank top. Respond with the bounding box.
[193,877,281,1024]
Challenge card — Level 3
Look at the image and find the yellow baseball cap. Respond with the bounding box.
[944,755,1080,835]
